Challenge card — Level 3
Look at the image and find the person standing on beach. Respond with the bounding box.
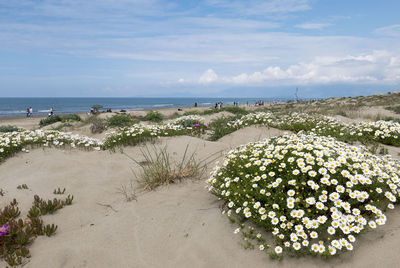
[29,107,33,117]
[50,107,54,116]
[26,107,29,117]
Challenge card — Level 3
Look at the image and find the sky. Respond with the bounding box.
[1,0,400,98]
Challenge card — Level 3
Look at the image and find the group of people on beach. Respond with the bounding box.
[25,107,54,117]
[26,107,33,117]
[215,102,223,109]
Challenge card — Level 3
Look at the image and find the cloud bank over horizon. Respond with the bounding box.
[185,50,400,86]
[0,0,400,97]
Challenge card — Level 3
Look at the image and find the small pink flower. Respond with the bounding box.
[0,224,9,236]
[193,124,200,127]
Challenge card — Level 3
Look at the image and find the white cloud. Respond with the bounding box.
[206,0,311,15]
[295,23,332,30]
[180,17,280,30]
[375,24,400,37]
[199,69,218,84]
[194,51,400,85]
[1,0,398,66]
[2,0,400,96]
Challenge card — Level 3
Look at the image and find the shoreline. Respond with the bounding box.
[0,97,289,120]
[0,105,211,121]
[0,104,257,131]
[0,103,273,122]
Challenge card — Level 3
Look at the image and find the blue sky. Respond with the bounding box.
[1,0,400,97]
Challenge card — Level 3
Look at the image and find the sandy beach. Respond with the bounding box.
[2,1,400,266]
[2,129,400,267]
[0,105,226,130]
[2,97,400,267]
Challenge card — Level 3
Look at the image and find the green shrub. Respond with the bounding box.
[208,133,400,258]
[386,105,400,114]
[60,114,81,122]
[0,129,102,163]
[39,115,62,126]
[0,125,19,133]
[107,114,135,128]
[183,110,200,116]
[102,117,206,150]
[39,114,81,127]
[178,119,198,128]
[208,115,242,141]
[202,109,219,115]
[221,106,248,115]
[143,111,164,122]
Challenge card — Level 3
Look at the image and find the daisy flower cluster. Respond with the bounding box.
[168,115,205,127]
[221,112,400,147]
[103,115,206,149]
[278,113,347,137]
[227,112,275,129]
[348,120,400,146]
[0,130,102,162]
[225,112,343,134]
[207,133,400,257]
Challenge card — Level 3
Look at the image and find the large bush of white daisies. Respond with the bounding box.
[207,133,400,258]
[0,130,102,162]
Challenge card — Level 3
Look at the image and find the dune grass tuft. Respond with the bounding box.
[117,178,137,202]
[127,144,207,191]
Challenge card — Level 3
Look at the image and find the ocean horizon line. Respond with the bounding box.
[0,96,299,118]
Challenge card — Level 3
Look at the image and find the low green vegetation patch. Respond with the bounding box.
[386,105,400,114]
[53,187,66,195]
[142,110,164,122]
[0,192,73,266]
[102,115,206,150]
[39,114,81,127]
[208,115,242,141]
[107,114,136,128]
[171,115,206,130]
[183,110,201,116]
[208,133,400,259]
[0,130,102,162]
[16,184,28,190]
[209,111,400,148]
[220,106,248,115]
[183,106,248,117]
[0,125,20,133]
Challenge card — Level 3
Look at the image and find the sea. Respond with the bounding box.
[0,97,293,118]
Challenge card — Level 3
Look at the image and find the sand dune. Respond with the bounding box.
[1,125,400,267]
